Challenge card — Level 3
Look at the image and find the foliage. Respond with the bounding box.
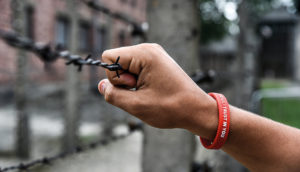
[198,0,297,44]
[198,0,230,44]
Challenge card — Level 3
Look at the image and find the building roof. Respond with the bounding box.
[200,36,237,54]
[260,8,299,23]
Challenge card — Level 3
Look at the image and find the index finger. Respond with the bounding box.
[101,45,145,76]
[101,45,149,87]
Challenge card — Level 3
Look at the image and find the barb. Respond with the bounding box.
[0,123,142,172]
[0,29,123,77]
[191,70,216,84]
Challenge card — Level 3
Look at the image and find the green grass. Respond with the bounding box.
[259,79,300,128]
[261,98,300,129]
[260,79,290,90]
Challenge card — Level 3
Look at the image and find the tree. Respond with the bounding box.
[199,0,297,44]
[143,1,200,171]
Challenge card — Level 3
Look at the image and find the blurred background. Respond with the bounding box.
[0,0,300,172]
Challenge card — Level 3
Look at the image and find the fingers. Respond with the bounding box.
[102,45,144,75]
[98,79,140,113]
[102,44,161,86]
[109,72,137,88]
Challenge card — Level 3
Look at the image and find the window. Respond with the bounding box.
[119,31,126,47]
[55,17,70,49]
[78,22,91,52]
[25,6,34,40]
[130,0,137,7]
[95,28,106,55]
[120,0,127,4]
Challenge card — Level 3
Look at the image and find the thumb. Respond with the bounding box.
[98,79,140,113]
[98,79,109,95]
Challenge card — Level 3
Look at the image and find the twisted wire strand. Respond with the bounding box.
[0,123,142,172]
[0,29,123,74]
[0,29,216,82]
[83,0,146,37]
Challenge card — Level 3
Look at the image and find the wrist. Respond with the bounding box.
[183,91,219,140]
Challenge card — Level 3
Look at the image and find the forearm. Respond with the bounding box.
[191,102,300,171]
[100,44,300,171]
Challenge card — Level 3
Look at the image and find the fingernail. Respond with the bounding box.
[100,81,106,94]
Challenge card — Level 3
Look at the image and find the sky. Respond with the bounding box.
[217,0,295,21]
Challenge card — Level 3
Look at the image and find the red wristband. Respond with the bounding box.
[200,93,230,149]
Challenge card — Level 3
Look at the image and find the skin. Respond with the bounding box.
[98,43,300,172]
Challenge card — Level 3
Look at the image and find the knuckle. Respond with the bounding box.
[151,43,162,49]
[138,43,162,61]
[102,50,111,62]
[138,43,151,49]
[139,43,161,50]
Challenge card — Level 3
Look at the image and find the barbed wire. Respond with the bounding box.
[83,0,147,38]
[0,123,142,172]
[0,29,123,77]
[0,29,215,83]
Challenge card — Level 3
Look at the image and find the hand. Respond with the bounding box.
[98,43,218,139]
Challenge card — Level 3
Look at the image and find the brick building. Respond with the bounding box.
[0,0,146,84]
